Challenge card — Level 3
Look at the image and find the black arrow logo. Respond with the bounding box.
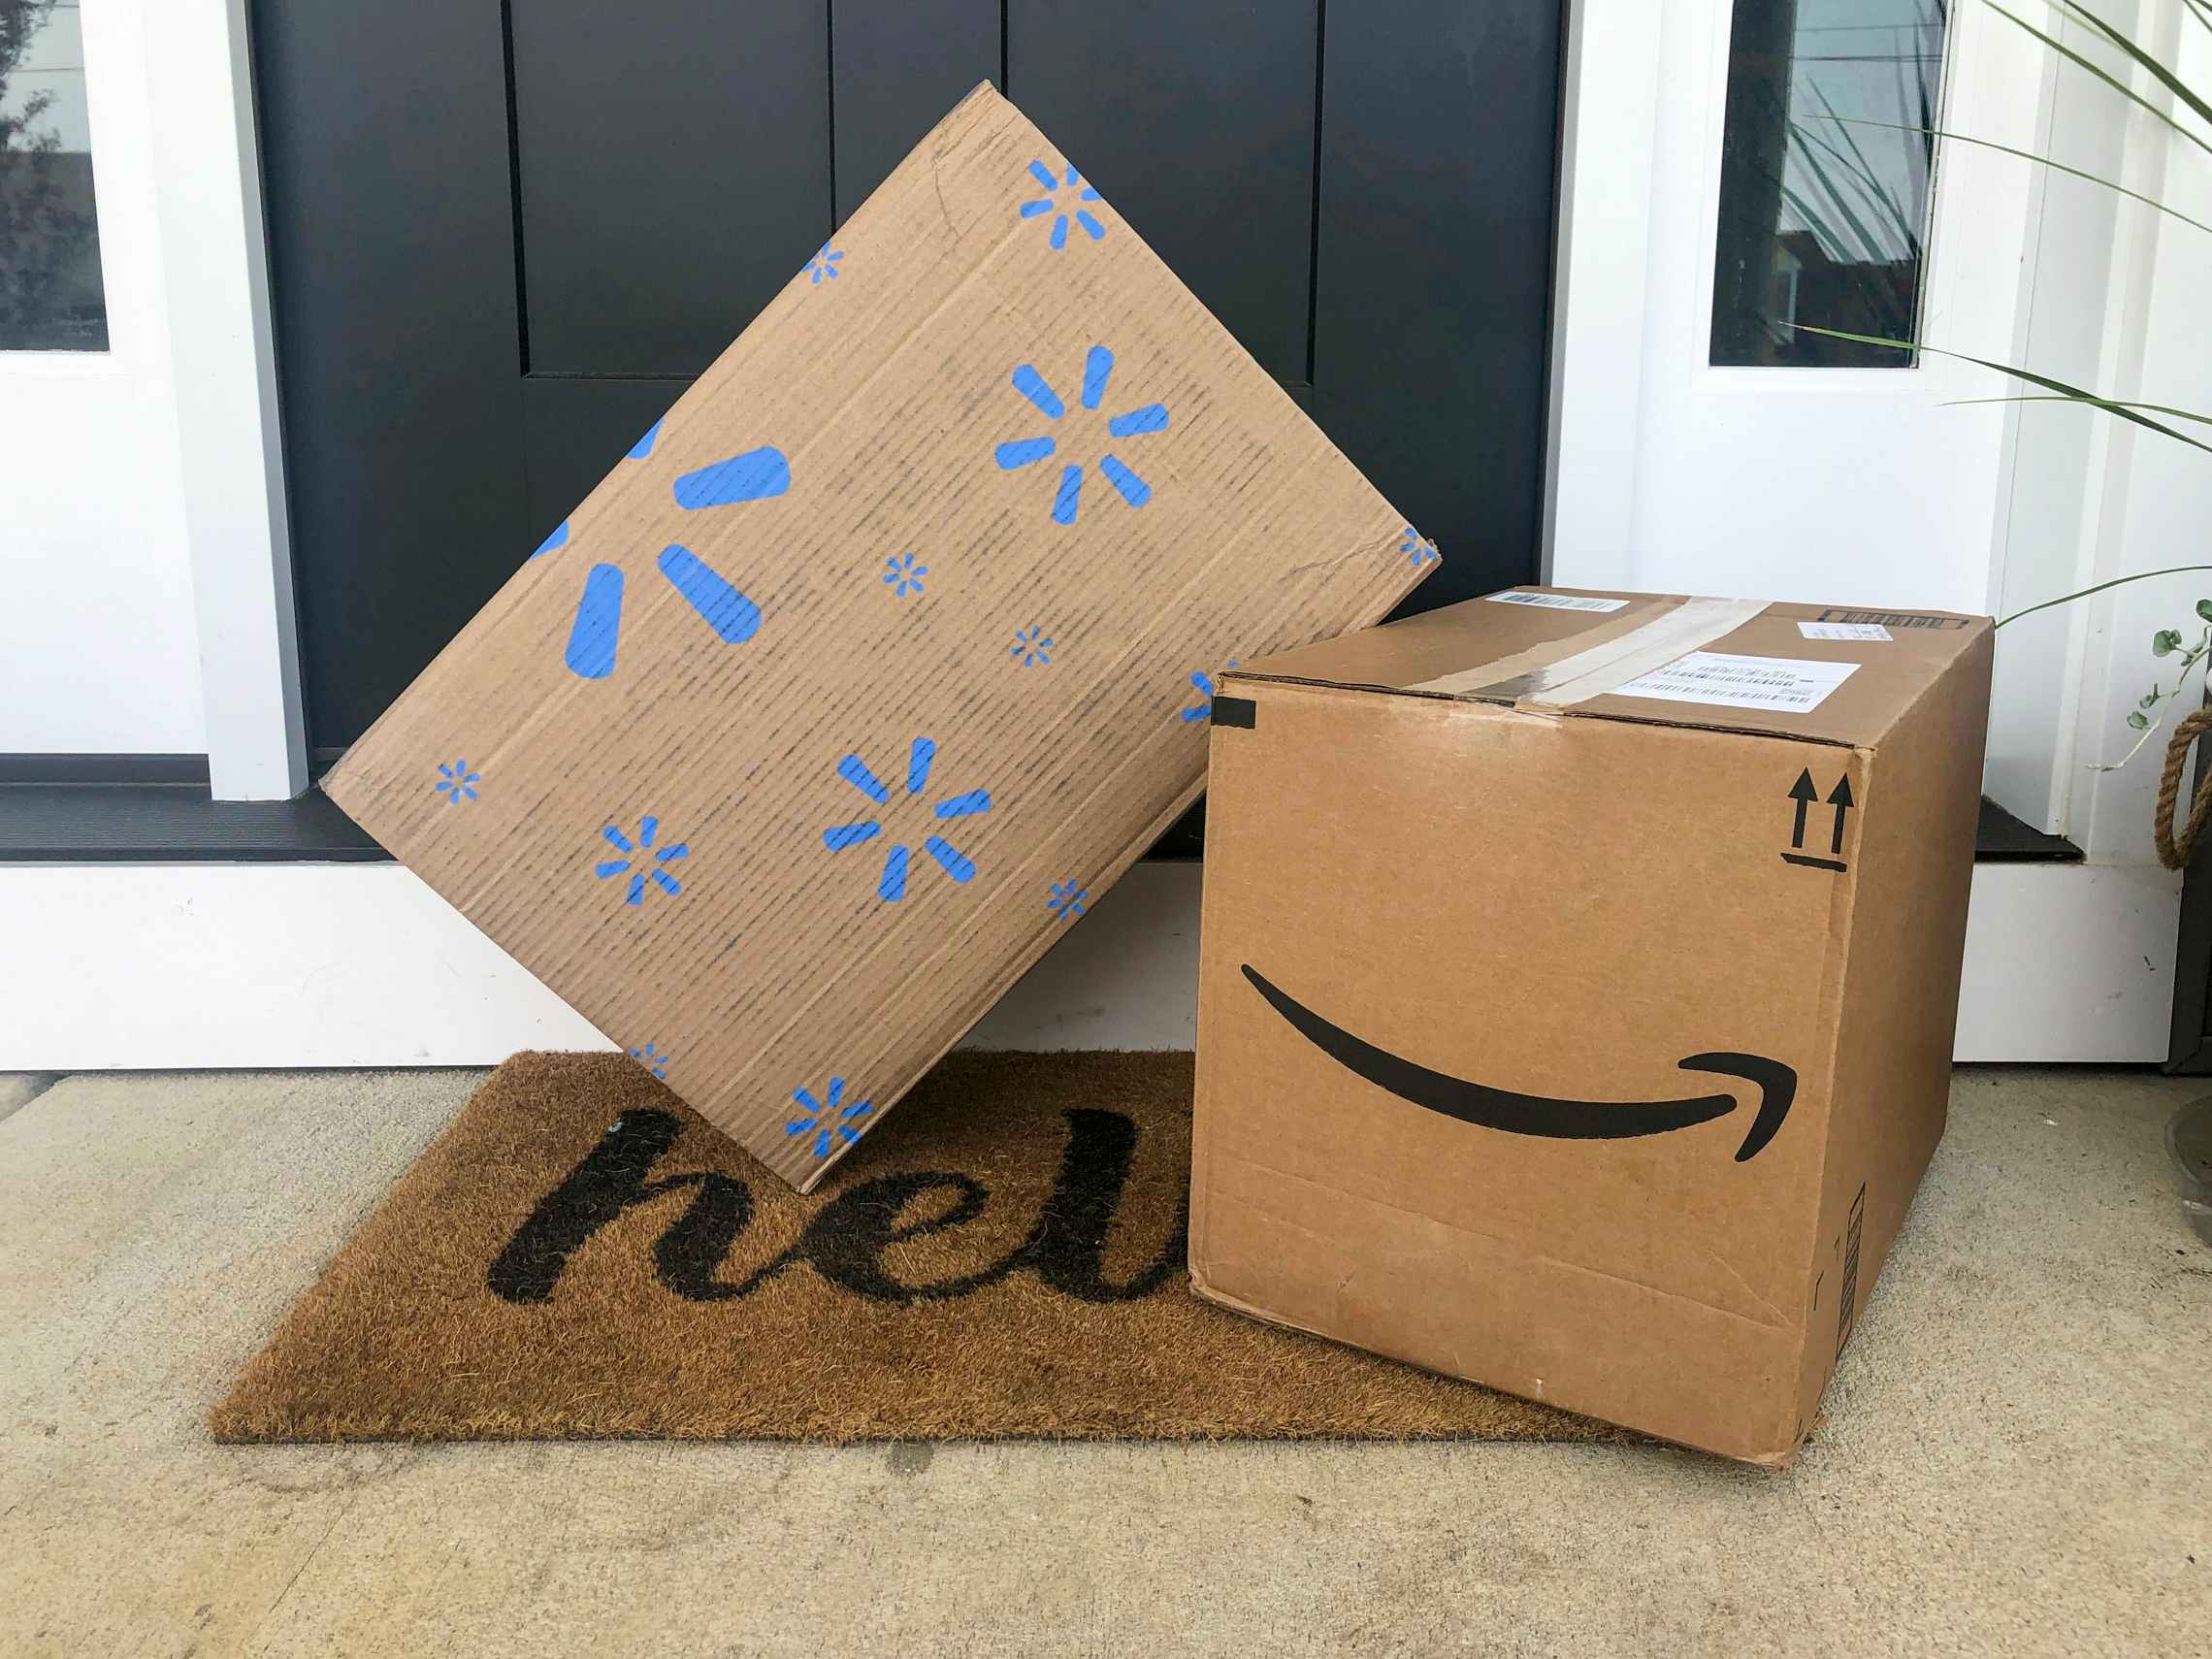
[1782,768,1854,873]
[1241,966,1798,1163]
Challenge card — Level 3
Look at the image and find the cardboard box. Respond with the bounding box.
[325,82,1427,1190]
[1188,588,1993,1463]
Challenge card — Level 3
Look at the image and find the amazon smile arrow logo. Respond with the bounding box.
[1241,966,1796,1162]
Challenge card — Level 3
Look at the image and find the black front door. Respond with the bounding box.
[252,1,1563,750]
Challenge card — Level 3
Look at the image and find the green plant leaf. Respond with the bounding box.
[2143,690,2163,708]
[2196,600,2212,622]
[2052,0,2212,135]
[1810,116,2212,239]
[1985,1,2212,164]
[1794,327,2212,457]
[2129,710,2152,729]
[2155,629,2184,656]
[1940,395,2212,425]
[1996,565,2212,629]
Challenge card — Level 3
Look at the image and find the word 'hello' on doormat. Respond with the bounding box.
[211,1051,1624,1445]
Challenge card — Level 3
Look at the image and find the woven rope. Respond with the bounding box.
[2155,708,2212,870]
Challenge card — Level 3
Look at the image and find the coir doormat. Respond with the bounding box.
[212,1051,1620,1445]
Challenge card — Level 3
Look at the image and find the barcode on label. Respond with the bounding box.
[1800,620,1892,642]
[1484,590,1629,613]
[1612,650,1859,713]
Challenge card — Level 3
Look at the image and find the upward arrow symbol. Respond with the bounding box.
[1787,768,1819,850]
[1826,775,1855,855]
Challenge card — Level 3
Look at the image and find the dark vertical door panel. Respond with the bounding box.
[1006,0,1319,386]
[1312,0,1561,613]
[510,0,831,375]
[519,379,692,546]
[831,1,1000,218]
[252,2,529,746]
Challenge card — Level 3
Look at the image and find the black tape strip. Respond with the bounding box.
[1210,697,1256,730]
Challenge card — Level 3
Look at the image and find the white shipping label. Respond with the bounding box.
[1798,620,1892,642]
[1484,590,1630,613]
[1612,650,1859,713]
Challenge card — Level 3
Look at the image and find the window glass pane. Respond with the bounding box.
[0,1,107,351]
[1709,0,1945,368]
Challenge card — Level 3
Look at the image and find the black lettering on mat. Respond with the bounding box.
[488,1107,1187,1307]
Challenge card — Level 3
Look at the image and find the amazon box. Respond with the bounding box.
[324,82,1429,1191]
[1188,588,1993,1463]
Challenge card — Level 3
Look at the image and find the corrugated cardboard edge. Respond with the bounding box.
[1773,622,1996,1458]
[1184,1276,1801,1468]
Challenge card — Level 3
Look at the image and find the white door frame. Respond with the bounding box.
[146,0,309,802]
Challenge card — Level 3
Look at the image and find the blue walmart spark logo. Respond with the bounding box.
[1019,160,1104,250]
[595,815,689,906]
[628,1041,671,1080]
[786,1076,873,1160]
[822,736,991,902]
[882,552,927,598]
[1181,661,1240,723]
[1010,625,1053,667]
[1047,880,1088,921]
[432,759,480,803]
[1401,527,1439,568]
[803,243,843,283]
[535,444,788,681]
[993,345,1169,526]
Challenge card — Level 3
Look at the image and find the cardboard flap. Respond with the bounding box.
[1231,590,1993,748]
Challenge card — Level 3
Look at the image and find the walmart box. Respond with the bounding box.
[326,84,1427,1189]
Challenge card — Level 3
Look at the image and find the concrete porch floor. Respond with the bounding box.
[1,1064,2206,1657]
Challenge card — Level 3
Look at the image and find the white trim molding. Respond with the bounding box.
[0,862,1205,1070]
[0,861,2166,1069]
[144,0,307,801]
[1541,0,1662,588]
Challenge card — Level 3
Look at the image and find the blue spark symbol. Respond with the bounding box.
[993,344,1170,526]
[1018,160,1105,251]
[1011,625,1054,667]
[594,815,690,906]
[433,759,481,803]
[1401,527,1439,568]
[883,552,927,598]
[822,736,992,902]
[804,243,843,284]
[1180,661,1241,724]
[1047,880,1088,922]
[535,444,786,680]
[628,1041,671,1080]
[786,1076,874,1161]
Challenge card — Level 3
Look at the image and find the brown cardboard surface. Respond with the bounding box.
[324,82,1425,1190]
[1189,588,1992,1463]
